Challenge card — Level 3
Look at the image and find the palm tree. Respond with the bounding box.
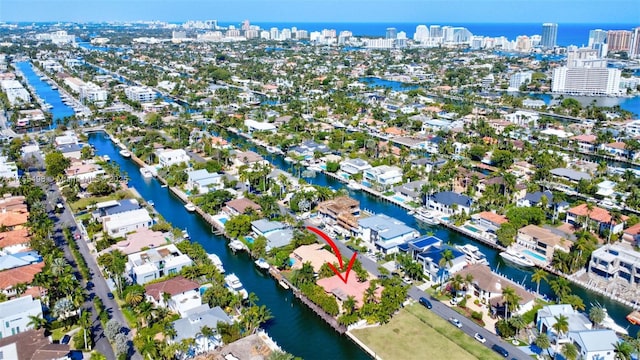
[125,289,144,307]
[531,268,548,295]
[509,315,527,340]
[561,342,579,360]
[535,332,552,359]
[50,257,68,277]
[549,277,571,301]
[343,295,357,316]
[585,201,595,232]
[552,314,570,355]
[612,340,633,360]
[438,249,455,284]
[608,209,623,244]
[501,286,521,319]
[199,325,216,353]
[27,314,48,330]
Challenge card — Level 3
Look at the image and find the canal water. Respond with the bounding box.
[14,62,75,122]
[87,132,370,360]
[215,128,640,338]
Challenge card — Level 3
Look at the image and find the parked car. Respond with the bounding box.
[60,335,71,344]
[419,297,432,309]
[450,297,459,305]
[473,333,486,343]
[107,292,114,300]
[491,344,509,357]
[448,318,462,328]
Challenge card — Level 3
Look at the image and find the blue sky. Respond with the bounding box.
[1,0,639,23]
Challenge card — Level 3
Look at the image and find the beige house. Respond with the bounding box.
[516,225,570,262]
[290,244,336,273]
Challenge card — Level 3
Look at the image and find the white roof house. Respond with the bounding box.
[102,208,153,239]
[186,169,224,193]
[157,149,190,168]
[244,119,277,132]
[340,158,372,175]
[0,295,43,339]
[363,165,403,188]
[567,329,619,360]
[127,244,193,285]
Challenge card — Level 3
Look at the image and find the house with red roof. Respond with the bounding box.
[316,271,383,309]
[0,228,31,254]
[570,134,597,152]
[145,276,202,317]
[566,203,628,235]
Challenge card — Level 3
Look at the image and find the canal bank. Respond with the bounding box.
[86,132,371,360]
[14,61,75,122]
[211,124,640,337]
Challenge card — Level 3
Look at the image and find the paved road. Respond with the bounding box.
[307,222,531,360]
[34,164,142,360]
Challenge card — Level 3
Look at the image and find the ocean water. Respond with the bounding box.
[220,22,639,47]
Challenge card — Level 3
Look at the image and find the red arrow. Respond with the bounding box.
[307,226,357,284]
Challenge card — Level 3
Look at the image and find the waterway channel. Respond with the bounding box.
[14,62,75,122]
[87,132,371,360]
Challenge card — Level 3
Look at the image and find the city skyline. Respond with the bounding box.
[1,0,639,23]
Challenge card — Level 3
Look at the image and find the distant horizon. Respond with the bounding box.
[3,21,639,26]
[2,0,638,24]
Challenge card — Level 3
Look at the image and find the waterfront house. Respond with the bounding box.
[0,203,29,231]
[102,208,153,239]
[415,244,466,282]
[363,165,403,189]
[398,235,443,260]
[550,168,592,183]
[290,243,337,273]
[223,198,262,216]
[317,196,360,235]
[244,119,277,133]
[145,276,202,317]
[601,142,639,160]
[567,329,619,360]
[566,203,627,235]
[457,264,536,317]
[427,191,473,215]
[0,295,43,339]
[57,143,83,159]
[595,180,618,198]
[0,328,70,359]
[339,158,372,175]
[570,134,597,152]
[537,304,592,346]
[588,244,640,286]
[516,225,570,262]
[93,199,140,220]
[471,211,508,233]
[65,162,106,183]
[357,214,419,254]
[622,223,640,245]
[186,169,223,194]
[0,156,18,183]
[102,228,169,255]
[0,228,31,254]
[170,306,231,356]
[316,271,383,308]
[410,157,446,173]
[157,149,190,167]
[127,244,193,285]
[393,180,426,202]
[251,219,287,237]
[233,150,268,167]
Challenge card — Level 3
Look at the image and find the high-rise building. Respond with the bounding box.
[541,23,558,49]
[607,30,632,52]
[588,29,607,47]
[386,27,397,39]
[509,71,533,90]
[241,19,250,31]
[270,27,279,41]
[630,27,640,59]
[430,25,442,39]
[552,48,621,95]
[442,26,454,43]
[414,25,429,42]
[516,36,532,52]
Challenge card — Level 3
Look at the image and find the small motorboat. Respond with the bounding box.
[119,149,131,158]
[184,203,196,212]
[255,258,270,270]
[626,311,640,325]
[103,155,111,162]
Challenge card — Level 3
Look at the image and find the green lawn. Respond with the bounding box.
[351,304,504,360]
[70,190,133,212]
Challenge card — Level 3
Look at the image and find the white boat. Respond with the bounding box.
[279,280,290,289]
[119,149,131,158]
[224,273,248,300]
[254,258,270,270]
[413,208,438,225]
[184,203,196,212]
[284,156,294,163]
[455,244,489,265]
[265,146,282,154]
[207,253,225,274]
[161,184,168,188]
[499,249,535,267]
[228,239,246,252]
[307,165,322,172]
[102,155,111,162]
[181,229,189,239]
[147,200,154,207]
[599,307,628,335]
[140,167,153,179]
[346,180,362,191]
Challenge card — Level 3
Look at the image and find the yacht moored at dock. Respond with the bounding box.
[499,249,535,268]
[346,180,362,190]
[413,208,438,225]
[255,258,270,270]
[224,273,249,300]
[119,149,131,158]
[455,244,489,265]
[207,253,225,274]
[140,167,153,179]
[184,203,196,212]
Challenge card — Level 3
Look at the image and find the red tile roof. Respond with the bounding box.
[0,228,30,248]
[144,276,199,301]
[0,262,45,290]
[568,204,628,224]
[477,211,508,225]
[316,271,382,308]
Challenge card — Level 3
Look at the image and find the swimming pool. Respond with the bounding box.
[392,196,405,203]
[464,225,480,233]
[245,236,255,244]
[441,217,450,222]
[219,217,228,224]
[523,249,547,262]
